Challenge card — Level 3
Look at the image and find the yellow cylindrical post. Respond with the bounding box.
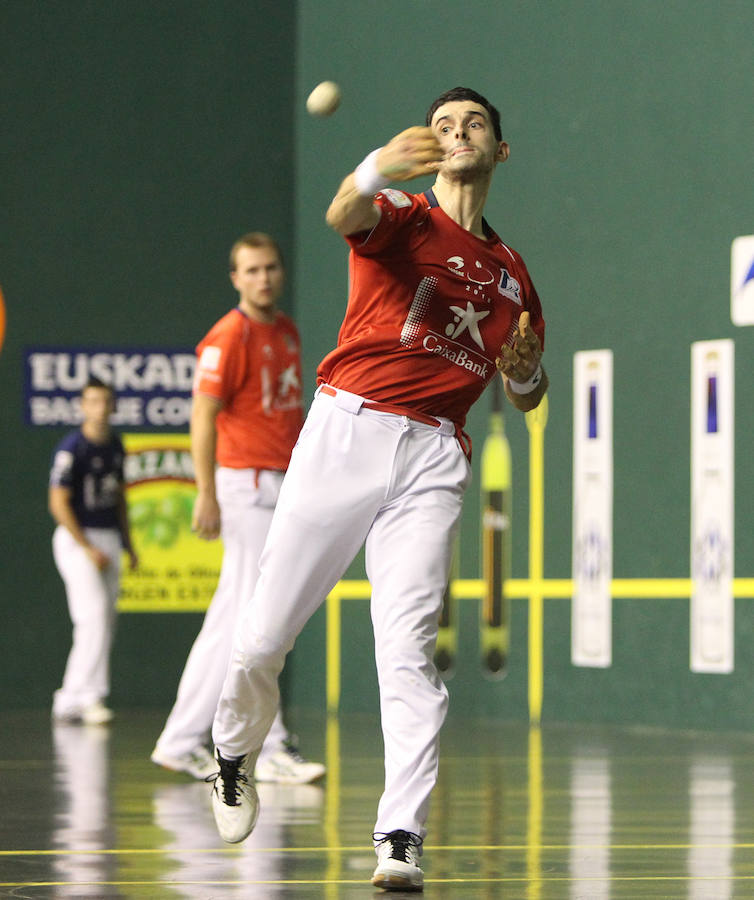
[525,395,548,724]
[326,588,341,715]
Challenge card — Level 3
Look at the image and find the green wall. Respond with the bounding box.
[2,1,753,732]
[0,1,297,707]
[293,0,754,728]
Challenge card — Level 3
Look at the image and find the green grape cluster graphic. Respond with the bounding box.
[130,491,194,548]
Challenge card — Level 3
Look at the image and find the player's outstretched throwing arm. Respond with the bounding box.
[495,311,549,413]
[326,126,445,237]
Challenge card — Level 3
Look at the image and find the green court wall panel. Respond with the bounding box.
[0,0,297,708]
[3,0,753,732]
[333,602,380,716]
[443,596,530,722]
[110,615,206,708]
[281,605,329,714]
[329,595,530,721]
[294,0,754,728]
[542,597,754,731]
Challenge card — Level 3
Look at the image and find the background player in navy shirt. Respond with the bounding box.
[48,378,138,724]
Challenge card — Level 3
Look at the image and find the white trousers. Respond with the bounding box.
[155,467,288,760]
[213,388,471,838]
[52,526,122,716]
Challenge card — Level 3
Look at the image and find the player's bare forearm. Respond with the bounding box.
[326,175,381,237]
[190,394,220,498]
[503,367,549,412]
[117,492,137,567]
[190,393,222,540]
[116,494,132,547]
[49,486,88,547]
[326,127,443,237]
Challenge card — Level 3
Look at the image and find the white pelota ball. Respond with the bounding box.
[306,81,341,117]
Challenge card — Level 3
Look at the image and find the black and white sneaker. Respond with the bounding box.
[151,745,217,780]
[371,829,424,891]
[208,749,259,843]
[255,738,326,784]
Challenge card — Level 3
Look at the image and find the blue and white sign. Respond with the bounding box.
[731,235,754,326]
[690,339,734,673]
[25,348,196,429]
[572,349,613,668]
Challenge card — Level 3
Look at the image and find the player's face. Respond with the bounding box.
[80,386,115,429]
[430,101,509,180]
[231,245,285,319]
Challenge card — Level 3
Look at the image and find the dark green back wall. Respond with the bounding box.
[2,2,753,731]
[293,0,754,727]
[0,1,297,707]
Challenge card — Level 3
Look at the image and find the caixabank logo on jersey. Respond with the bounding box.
[24,347,196,429]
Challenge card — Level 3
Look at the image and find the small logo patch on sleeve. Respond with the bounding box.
[198,345,222,372]
[380,189,411,208]
[50,450,74,485]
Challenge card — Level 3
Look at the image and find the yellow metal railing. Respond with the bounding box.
[324,385,754,722]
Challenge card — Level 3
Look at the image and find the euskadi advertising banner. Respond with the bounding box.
[24,347,196,429]
[25,348,223,613]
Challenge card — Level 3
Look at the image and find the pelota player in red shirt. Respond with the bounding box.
[151,233,324,786]
[209,88,548,891]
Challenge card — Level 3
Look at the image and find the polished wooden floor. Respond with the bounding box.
[1,709,753,898]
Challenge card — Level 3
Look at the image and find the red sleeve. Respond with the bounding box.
[508,251,545,352]
[345,190,426,256]
[193,317,244,405]
[525,281,545,352]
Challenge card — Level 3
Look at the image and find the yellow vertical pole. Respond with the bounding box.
[324,713,341,898]
[325,588,342,897]
[326,587,341,715]
[525,394,548,724]
[526,724,543,898]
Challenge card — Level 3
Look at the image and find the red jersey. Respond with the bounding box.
[194,308,303,470]
[317,189,545,428]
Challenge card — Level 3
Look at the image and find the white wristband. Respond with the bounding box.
[507,364,543,395]
[354,147,389,197]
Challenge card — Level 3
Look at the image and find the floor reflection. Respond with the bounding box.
[688,756,734,900]
[52,721,118,897]
[3,711,753,898]
[152,778,324,898]
[569,747,611,899]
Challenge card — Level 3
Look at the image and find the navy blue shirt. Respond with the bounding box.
[49,430,125,530]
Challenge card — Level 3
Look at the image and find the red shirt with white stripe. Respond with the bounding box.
[317,188,545,429]
[194,308,303,470]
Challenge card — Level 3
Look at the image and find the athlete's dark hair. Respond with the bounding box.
[81,376,115,398]
[229,232,284,271]
[425,87,502,141]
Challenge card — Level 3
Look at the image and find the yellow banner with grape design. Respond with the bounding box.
[118,433,222,612]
